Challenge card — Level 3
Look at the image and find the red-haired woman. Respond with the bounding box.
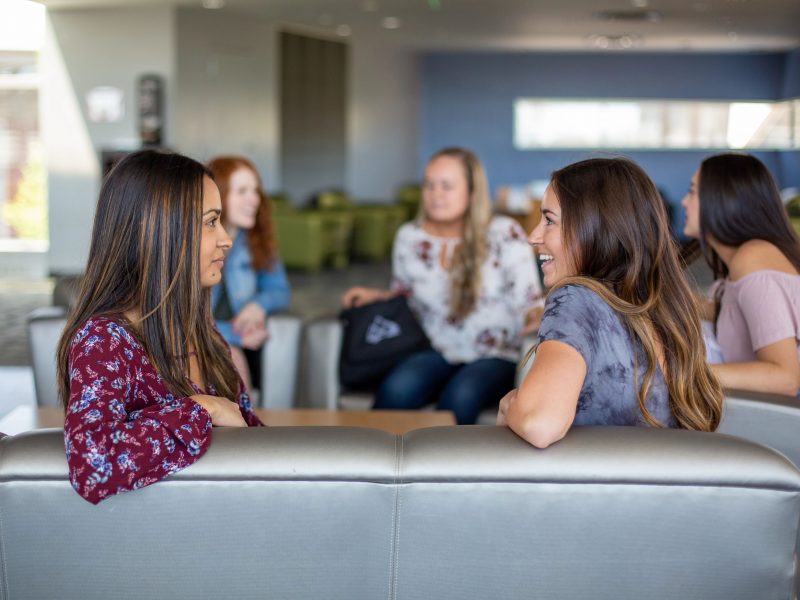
[206,156,291,391]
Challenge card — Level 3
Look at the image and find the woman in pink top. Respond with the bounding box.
[683,153,800,396]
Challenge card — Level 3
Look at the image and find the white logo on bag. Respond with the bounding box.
[366,316,401,344]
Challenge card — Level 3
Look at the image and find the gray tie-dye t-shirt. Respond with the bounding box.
[537,284,675,428]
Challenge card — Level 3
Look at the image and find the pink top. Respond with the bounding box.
[713,270,800,364]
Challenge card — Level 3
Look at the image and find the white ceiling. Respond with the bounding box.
[37,0,800,52]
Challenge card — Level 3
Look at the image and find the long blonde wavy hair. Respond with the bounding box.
[421,147,492,321]
[545,158,723,431]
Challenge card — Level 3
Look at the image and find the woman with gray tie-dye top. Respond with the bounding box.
[498,158,723,448]
[682,153,800,397]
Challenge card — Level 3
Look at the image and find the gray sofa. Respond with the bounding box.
[1,425,799,599]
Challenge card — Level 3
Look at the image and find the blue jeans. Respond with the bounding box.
[373,350,516,425]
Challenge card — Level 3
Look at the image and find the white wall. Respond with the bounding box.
[41,7,419,275]
[174,8,279,189]
[175,12,420,202]
[43,6,175,275]
[348,39,420,202]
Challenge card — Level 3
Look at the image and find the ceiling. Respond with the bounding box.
[37,0,800,52]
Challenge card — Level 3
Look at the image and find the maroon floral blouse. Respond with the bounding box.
[64,316,262,504]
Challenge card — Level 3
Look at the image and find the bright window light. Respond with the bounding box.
[514,98,799,150]
[0,1,47,245]
[0,1,45,52]
[727,103,772,148]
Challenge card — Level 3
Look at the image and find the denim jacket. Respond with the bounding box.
[212,232,291,347]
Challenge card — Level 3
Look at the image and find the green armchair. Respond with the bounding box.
[316,190,406,261]
[270,193,354,272]
[396,184,422,222]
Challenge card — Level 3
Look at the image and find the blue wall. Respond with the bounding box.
[779,49,800,187]
[420,51,797,227]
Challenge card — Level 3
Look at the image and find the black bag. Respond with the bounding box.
[339,295,431,390]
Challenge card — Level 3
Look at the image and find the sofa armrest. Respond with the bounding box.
[260,313,303,409]
[27,306,68,408]
[298,316,343,409]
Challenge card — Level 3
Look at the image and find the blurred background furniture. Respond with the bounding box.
[270,192,354,272]
[395,183,422,222]
[34,404,455,434]
[298,315,536,423]
[316,189,407,261]
[2,425,798,599]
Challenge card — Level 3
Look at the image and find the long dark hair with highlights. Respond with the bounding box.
[56,149,240,407]
[548,157,723,432]
[206,155,277,270]
[697,153,800,279]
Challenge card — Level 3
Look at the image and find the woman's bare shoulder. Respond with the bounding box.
[729,240,797,280]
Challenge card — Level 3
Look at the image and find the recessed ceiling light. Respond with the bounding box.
[336,24,352,37]
[202,0,224,8]
[382,16,402,29]
[587,33,642,49]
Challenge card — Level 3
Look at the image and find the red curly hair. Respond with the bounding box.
[206,156,277,270]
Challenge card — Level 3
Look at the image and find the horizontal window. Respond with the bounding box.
[514,98,800,150]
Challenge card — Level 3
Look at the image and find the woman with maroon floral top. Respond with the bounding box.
[56,150,263,505]
[342,147,543,424]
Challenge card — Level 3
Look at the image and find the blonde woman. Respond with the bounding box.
[342,147,543,424]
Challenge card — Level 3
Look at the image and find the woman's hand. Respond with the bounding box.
[496,389,518,426]
[232,302,269,350]
[341,287,390,308]
[239,326,270,350]
[232,302,266,336]
[191,394,248,427]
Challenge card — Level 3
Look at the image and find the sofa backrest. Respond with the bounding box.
[1,426,798,600]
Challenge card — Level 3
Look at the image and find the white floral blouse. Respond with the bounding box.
[391,216,543,364]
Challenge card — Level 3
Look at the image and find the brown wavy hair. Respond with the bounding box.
[422,147,491,321]
[206,155,277,270]
[56,150,240,407]
[548,157,723,432]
